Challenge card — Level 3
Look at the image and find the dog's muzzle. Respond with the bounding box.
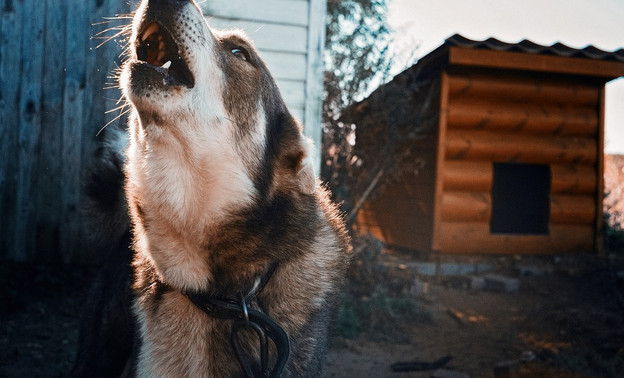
[132,0,196,88]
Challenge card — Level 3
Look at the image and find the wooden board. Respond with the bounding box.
[0,0,134,263]
[35,0,67,261]
[276,80,306,108]
[432,72,450,251]
[550,194,596,225]
[447,99,597,136]
[444,161,596,195]
[445,130,596,164]
[448,73,599,106]
[303,0,327,170]
[443,161,492,191]
[1,0,25,259]
[15,0,46,261]
[203,0,309,26]
[551,164,596,195]
[262,51,307,81]
[440,191,491,222]
[449,46,624,79]
[205,17,308,54]
[436,222,594,254]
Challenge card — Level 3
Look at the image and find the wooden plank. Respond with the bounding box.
[203,0,309,27]
[445,130,596,165]
[0,0,24,260]
[262,51,307,81]
[60,0,88,262]
[447,99,598,136]
[73,0,124,263]
[276,79,306,109]
[596,87,606,254]
[432,72,450,251]
[443,160,492,191]
[449,46,624,79]
[444,161,595,195]
[440,190,491,223]
[96,0,133,134]
[205,17,308,54]
[551,164,596,195]
[303,0,327,173]
[550,194,595,225]
[35,0,67,260]
[440,190,596,225]
[448,73,599,106]
[437,222,594,254]
[14,0,45,261]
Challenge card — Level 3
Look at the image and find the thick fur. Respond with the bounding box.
[71,0,350,377]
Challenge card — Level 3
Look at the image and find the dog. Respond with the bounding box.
[70,0,351,377]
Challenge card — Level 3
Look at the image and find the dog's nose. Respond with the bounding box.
[146,0,191,12]
[148,0,190,8]
[151,0,189,4]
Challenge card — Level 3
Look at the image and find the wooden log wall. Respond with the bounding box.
[435,71,601,254]
[1,0,133,263]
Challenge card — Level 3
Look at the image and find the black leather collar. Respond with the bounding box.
[181,263,289,378]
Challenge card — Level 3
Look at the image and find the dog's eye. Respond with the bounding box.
[231,48,248,61]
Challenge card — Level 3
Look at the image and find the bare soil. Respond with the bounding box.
[324,252,624,378]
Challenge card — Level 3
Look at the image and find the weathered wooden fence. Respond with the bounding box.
[1,0,133,263]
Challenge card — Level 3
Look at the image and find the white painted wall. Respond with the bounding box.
[202,0,326,173]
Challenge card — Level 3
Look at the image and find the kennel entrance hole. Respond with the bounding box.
[490,162,551,235]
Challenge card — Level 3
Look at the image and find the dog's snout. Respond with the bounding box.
[149,0,190,6]
[145,0,191,13]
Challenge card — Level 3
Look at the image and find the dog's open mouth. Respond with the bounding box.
[136,22,195,88]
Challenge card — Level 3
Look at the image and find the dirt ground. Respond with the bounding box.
[1,252,623,378]
[324,252,624,378]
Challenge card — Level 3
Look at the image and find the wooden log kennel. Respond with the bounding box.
[345,34,624,254]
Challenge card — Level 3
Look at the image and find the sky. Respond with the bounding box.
[386,0,624,153]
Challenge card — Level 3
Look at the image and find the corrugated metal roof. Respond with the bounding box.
[445,34,624,62]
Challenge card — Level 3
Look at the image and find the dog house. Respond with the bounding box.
[345,34,624,254]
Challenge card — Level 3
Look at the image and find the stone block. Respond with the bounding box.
[483,274,519,293]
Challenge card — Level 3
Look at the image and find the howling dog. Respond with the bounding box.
[70,0,351,377]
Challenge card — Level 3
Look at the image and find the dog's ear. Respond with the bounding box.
[293,136,316,195]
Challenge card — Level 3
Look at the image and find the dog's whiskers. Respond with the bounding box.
[92,14,133,49]
[97,104,132,136]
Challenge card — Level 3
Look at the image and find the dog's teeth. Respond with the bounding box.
[162,61,171,69]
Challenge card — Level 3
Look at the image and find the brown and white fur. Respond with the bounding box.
[71,0,350,377]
